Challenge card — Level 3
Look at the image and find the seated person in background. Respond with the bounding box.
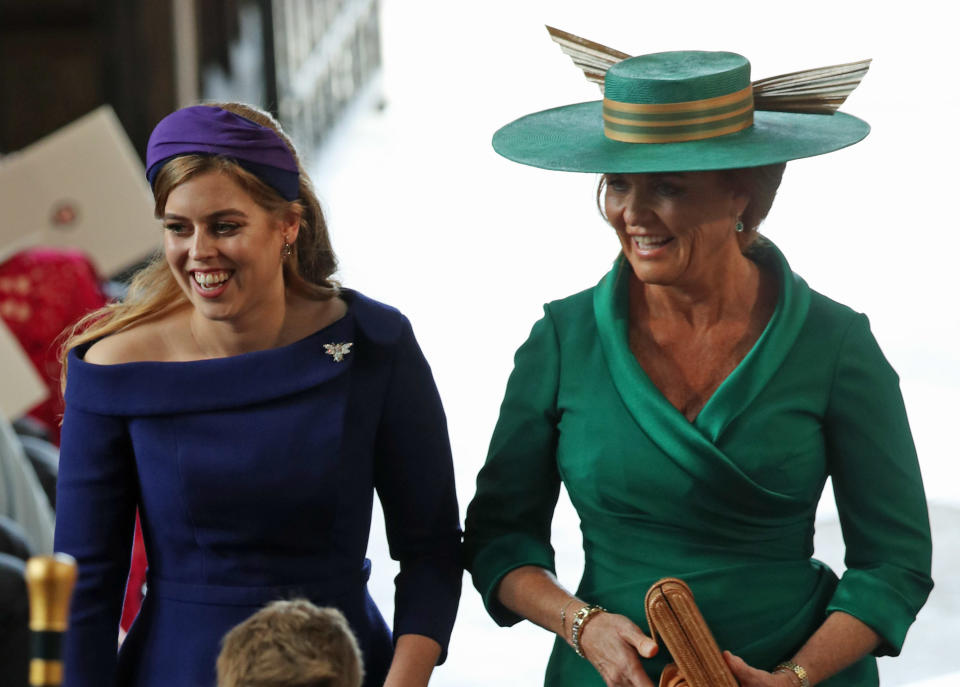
[217,599,363,687]
[0,415,53,555]
[0,515,32,560]
[0,552,28,687]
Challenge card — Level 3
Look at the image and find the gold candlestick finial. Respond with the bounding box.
[25,554,77,687]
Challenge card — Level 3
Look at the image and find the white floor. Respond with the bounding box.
[306,2,960,683]
[813,505,960,686]
[901,674,960,687]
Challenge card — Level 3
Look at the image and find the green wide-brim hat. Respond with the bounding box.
[493,46,871,173]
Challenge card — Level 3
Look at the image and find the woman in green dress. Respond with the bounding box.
[463,45,933,687]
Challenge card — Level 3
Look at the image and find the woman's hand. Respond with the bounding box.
[494,568,660,686]
[724,611,883,687]
[723,651,797,687]
[382,634,441,687]
[577,611,659,687]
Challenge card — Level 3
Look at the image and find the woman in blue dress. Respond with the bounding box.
[54,103,462,687]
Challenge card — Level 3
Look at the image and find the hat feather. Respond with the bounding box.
[752,59,872,114]
[545,25,630,92]
[545,25,870,113]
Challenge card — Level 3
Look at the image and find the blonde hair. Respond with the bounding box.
[216,599,363,687]
[59,102,338,389]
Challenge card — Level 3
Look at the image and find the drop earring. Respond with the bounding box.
[735,218,745,233]
[281,242,294,259]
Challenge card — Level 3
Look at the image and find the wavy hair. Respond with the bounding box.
[216,599,363,687]
[60,103,338,389]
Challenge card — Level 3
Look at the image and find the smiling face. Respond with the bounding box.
[163,170,298,324]
[603,171,749,290]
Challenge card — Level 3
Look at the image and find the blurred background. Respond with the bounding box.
[0,0,956,685]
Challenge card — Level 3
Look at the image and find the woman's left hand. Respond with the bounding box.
[723,651,797,687]
[382,634,442,687]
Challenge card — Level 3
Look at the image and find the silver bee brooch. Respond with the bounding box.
[323,342,353,362]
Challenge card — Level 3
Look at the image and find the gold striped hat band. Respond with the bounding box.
[603,85,754,143]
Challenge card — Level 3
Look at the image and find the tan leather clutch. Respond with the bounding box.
[644,577,739,687]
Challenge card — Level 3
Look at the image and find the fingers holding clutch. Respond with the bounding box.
[579,611,659,687]
[724,650,796,687]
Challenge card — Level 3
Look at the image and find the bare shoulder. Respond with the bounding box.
[285,294,348,342]
[82,314,185,365]
[322,295,349,326]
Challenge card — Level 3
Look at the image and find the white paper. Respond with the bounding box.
[0,319,48,420]
[0,105,160,276]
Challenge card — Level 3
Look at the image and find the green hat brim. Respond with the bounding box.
[492,101,870,173]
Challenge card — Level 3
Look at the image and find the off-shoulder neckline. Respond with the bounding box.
[75,299,350,369]
[64,289,407,416]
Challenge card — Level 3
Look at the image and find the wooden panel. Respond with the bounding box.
[0,1,96,21]
[0,0,179,158]
[0,27,102,152]
[100,0,178,158]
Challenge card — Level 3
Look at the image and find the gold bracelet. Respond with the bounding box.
[560,598,577,637]
[774,661,810,687]
[570,604,606,658]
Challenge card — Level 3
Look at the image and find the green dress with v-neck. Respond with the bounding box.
[464,242,932,686]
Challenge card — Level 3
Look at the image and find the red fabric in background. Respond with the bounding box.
[121,515,148,631]
[0,247,108,444]
[0,246,146,632]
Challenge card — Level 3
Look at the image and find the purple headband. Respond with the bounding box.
[145,106,300,201]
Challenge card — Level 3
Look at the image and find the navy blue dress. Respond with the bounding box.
[54,291,462,687]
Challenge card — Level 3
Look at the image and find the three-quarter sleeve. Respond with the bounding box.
[54,396,137,685]
[463,306,563,626]
[373,317,462,663]
[824,313,933,655]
